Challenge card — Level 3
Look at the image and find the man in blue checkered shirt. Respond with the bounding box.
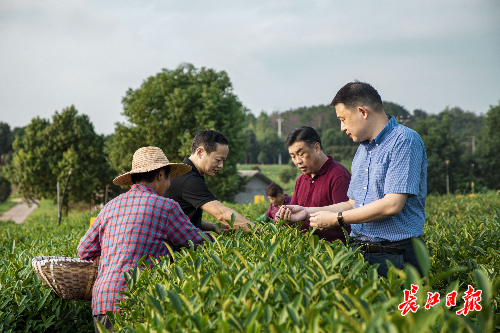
[277,81,427,278]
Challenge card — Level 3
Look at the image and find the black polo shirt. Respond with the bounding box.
[163,157,218,230]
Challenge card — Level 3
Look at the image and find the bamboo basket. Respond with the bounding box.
[32,256,99,302]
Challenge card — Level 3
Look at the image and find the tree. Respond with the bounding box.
[7,106,113,210]
[383,101,410,118]
[476,101,500,190]
[106,63,247,202]
[0,122,11,157]
[415,115,468,194]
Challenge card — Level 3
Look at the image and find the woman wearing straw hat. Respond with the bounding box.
[77,146,214,332]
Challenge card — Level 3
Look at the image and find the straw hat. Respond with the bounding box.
[113,147,191,186]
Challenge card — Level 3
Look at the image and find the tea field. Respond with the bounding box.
[0,193,499,332]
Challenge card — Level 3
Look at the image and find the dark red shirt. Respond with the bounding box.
[290,156,351,242]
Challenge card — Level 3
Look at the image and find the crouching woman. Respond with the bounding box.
[77,147,214,332]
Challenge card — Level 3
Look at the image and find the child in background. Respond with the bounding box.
[257,183,292,222]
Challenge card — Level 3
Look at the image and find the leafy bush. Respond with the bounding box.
[1,194,500,332]
[0,212,94,332]
[278,167,298,184]
[0,175,12,202]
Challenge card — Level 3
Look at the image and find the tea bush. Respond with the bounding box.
[0,194,499,332]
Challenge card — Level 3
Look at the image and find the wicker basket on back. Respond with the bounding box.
[32,256,99,301]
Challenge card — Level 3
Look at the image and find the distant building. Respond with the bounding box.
[234,170,274,204]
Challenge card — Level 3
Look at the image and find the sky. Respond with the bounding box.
[1,0,499,135]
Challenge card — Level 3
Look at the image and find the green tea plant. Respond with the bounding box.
[0,194,499,332]
[0,212,94,332]
[109,222,499,332]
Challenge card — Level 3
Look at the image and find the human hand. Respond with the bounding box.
[309,211,337,230]
[275,205,309,224]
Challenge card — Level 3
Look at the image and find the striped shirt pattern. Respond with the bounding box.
[347,116,427,242]
[77,184,213,315]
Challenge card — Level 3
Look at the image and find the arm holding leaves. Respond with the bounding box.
[201,200,255,232]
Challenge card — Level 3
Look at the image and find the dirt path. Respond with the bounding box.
[0,198,39,224]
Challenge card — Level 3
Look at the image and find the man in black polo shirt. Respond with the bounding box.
[164,130,255,233]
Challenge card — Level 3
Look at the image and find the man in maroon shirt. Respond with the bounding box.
[282,126,351,242]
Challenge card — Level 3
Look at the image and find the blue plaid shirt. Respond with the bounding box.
[347,116,427,242]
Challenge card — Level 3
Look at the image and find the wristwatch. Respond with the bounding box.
[337,211,346,227]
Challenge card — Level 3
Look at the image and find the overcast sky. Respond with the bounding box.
[1,0,499,135]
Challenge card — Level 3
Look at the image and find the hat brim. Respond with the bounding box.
[113,163,192,186]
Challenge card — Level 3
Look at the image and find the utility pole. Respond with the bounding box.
[277,114,284,165]
[445,160,450,195]
[57,182,60,222]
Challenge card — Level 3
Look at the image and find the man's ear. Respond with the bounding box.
[195,147,204,158]
[358,106,369,119]
[314,142,321,154]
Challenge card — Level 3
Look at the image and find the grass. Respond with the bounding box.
[238,160,352,193]
[0,197,17,215]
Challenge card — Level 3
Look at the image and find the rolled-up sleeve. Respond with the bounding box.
[164,201,214,248]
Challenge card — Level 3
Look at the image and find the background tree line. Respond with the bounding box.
[242,100,498,195]
[0,63,499,211]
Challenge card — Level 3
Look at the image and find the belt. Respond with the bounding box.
[356,243,405,254]
[353,235,423,254]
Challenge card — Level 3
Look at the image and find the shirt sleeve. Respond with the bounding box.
[164,200,214,248]
[77,216,102,261]
[265,204,273,218]
[181,175,218,209]
[384,133,425,197]
[330,171,351,204]
[347,148,361,200]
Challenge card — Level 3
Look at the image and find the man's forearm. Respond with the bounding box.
[343,194,407,225]
[305,201,353,215]
[222,209,255,231]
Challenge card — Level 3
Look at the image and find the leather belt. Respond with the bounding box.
[356,243,405,254]
[353,235,423,254]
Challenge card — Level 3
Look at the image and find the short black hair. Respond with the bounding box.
[131,165,171,184]
[285,126,321,149]
[266,183,283,197]
[330,81,383,112]
[191,130,229,155]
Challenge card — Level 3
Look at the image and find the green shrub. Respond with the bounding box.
[278,167,297,184]
[1,195,499,332]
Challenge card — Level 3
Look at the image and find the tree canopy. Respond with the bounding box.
[106,63,247,202]
[7,106,112,207]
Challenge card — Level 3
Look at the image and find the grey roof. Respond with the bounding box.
[238,170,274,185]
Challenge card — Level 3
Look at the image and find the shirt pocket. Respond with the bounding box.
[369,162,387,197]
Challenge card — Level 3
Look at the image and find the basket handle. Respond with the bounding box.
[84,256,100,300]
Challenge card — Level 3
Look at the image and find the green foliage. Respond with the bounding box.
[476,102,500,190]
[383,101,411,118]
[416,115,468,194]
[278,166,298,184]
[1,194,499,332]
[110,208,500,332]
[0,175,12,202]
[106,63,247,202]
[0,210,94,332]
[6,106,113,207]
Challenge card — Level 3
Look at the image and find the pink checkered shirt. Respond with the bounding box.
[77,184,213,315]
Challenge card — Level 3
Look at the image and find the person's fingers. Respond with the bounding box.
[310,212,319,217]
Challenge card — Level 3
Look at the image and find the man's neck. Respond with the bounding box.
[188,155,204,176]
[367,115,390,142]
[310,153,329,179]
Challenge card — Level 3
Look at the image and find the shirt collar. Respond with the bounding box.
[131,183,157,194]
[183,157,203,179]
[364,116,398,146]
